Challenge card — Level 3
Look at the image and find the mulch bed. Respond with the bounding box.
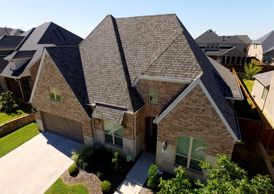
[61,170,102,194]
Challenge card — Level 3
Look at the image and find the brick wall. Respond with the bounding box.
[31,52,92,140]
[157,84,235,156]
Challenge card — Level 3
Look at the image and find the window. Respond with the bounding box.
[149,89,158,104]
[175,136,206,171]
[104,120,123,146]
[261,87,269,101]
[49,87,61,101]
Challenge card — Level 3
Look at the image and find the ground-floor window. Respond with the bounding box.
[104,120,123,147]
[175,136,206,171]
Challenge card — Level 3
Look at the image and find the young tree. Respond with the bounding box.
[243,63,262,80]
[0,91,19,113]
[158,155,273,194]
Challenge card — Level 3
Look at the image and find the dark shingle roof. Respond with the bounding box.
[12,50,36,59]
[80,14,240,139]
[195,29,250,46]
[2,22,83,78]
[253,30,274,53]
[46,46,89,106]
[0,27,13,36]
[0,36,24,50]
[208,57,242,100]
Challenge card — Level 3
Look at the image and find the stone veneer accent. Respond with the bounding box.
[156,84,236,172]
[31,52,92,144]
[0,114,35,137]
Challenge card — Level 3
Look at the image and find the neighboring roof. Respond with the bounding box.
[1,22,83,78]
[208,57,243,100]
[80,14,240,139]
[46,46,89,106]
[0,27,13,36]
[0,36,24,50]
[253,30,274,53]
[254,71,274,86]
[195,29,251,45]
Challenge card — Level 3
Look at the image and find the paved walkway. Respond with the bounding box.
[0,132,81,194]
[117,152,155,194]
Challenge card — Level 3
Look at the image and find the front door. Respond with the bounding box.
[145,117,157,153]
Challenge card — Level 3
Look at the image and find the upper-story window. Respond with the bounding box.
[49,87,61,101]
[149,89,159,104]
[175,136,207,172]
[261,86,269,101]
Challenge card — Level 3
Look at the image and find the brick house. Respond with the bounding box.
[0,22,82,101]
[30,14,242,173]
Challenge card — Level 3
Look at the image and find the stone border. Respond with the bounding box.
[0,113,35,137]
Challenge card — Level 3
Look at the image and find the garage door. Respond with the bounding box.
[42,112,84,143]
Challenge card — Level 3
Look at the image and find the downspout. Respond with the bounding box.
[134,112,137,159]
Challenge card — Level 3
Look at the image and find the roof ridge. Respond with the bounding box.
[115,13,177,20]
[141,31,183,75]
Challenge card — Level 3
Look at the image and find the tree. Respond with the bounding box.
[0,91,19,113]
[158,166,193,194]
[243,63,262,80]
[158,155,273,194]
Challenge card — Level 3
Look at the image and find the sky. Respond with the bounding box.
[1,0,273,40]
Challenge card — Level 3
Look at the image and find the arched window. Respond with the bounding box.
[175,136,206,171]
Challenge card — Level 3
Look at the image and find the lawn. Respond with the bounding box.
[0,122,39,157]
[45,179,88,194]
[243,79,254,94]
[0,110,28,125]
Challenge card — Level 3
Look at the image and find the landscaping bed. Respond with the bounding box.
[0,122,39,157]
[68,145,135,193]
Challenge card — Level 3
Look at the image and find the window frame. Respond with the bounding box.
[261,86,269,101]
[49,87,61,101]
[148,88,159,104]
[104,120,123,147]
[175,136,206,172]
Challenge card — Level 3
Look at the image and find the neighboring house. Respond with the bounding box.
[0,27,23,37]
[248,30,274,65]
[0,22,83,101]
[0,34,25,91]
[30,14,242,173]
[195,29,251,66]
[252,71,274,128]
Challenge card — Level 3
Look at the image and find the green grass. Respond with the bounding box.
[45,179,88,194]
[0,110,28,125]
[243,79,254,94]
[0,122,39,157]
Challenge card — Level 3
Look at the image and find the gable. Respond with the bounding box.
[157,84,236,155]
[31,51,89,122]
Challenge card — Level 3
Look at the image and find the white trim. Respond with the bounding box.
[153,72,202,123]
[198,80,239,141]
[29,49,47,103]
[132,75,192,87]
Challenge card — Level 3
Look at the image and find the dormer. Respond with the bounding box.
[5,50,35,71]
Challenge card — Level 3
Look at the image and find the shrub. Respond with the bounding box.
[242,63,262,80]
[71,145,93,170]
[147,164,160,190]
[96,171,103,179]
[68,163,79,177]
[101,180,111,193]
[111,151,122,171]
[0,91,19,113]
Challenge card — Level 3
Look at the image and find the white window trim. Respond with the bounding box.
[175,137,205,170]
[104,120,123,146]
[50,87,60,101]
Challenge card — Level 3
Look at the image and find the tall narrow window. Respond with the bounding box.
[49,87,61,101]
[104,120,123,147]
[261,87,269,101]
[149,89,158,104]
[176,136,206,171]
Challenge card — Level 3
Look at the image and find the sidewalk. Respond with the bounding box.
[116,152,155,194]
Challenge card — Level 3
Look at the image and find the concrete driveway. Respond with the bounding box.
[0,132,82,194]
